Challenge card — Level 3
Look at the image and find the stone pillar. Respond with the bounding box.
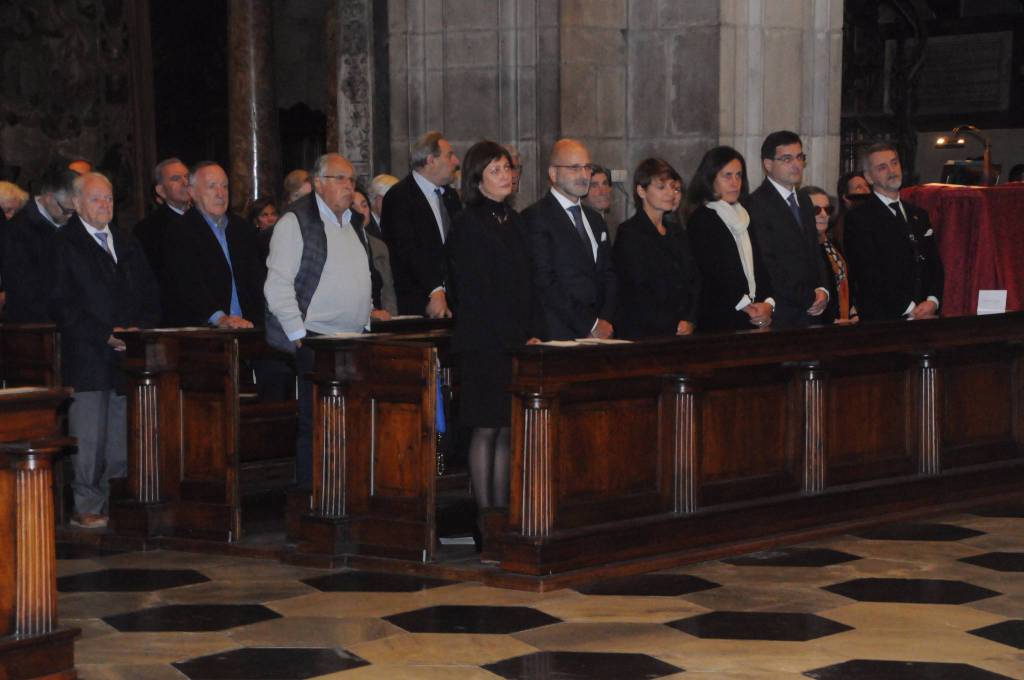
[227,0,282,212]
[719,0,843,191]
[326,0,376,180]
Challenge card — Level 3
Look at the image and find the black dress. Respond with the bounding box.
[612,210,700,339]
[687,205,774,332]
[447,198,540,427]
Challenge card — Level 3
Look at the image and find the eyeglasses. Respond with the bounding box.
[56,201,76,216]
[320,174,355,184]
[773,153,807,164]
[551,163,596,174]
[814,205,834,216]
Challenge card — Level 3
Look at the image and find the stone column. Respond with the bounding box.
[719,0,843,191]
[326,0,375,180]
[227,0,282,212]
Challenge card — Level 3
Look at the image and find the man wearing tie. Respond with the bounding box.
[844,142,944,321]
[50,172,160,528]
[162,161,265,328]
[746,130,830,328]
[523,138,617,340]
[381,131,462,317]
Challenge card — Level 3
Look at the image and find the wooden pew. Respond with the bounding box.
[0,387,78,680]
[494,313,1024,581]
[0,323,60,388]
[291,325,455,564]
[110,328,297,543]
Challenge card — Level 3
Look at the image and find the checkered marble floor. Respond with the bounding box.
[58,504,1024,679]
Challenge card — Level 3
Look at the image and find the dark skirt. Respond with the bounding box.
[457,350,513,428]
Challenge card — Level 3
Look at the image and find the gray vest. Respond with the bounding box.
[264,193,371,352]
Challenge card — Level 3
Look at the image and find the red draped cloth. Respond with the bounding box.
[901,183,1024,317]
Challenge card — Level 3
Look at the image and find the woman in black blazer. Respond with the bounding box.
[686,146,775,332]
[613,158,700,339]
[446,140,541,541]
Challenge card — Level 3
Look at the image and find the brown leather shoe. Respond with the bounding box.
[70,513,108,529]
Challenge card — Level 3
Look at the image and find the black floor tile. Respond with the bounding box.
[959,552,1024,572]
[173,647,368,679]
[823,578,1000,604]
[384,605,561,634]
[484,651,683,679]
[724,548,861,567]
[968,620,1024,650]
[852,522,985,541]
[103,604,281,632]
[302,570,456,593]
[666,611,852,641]
[58,568,209,592]
[55,543,128,559]
[804,659,1015,679]
[575,573,720,597]
[969,504,1024,518]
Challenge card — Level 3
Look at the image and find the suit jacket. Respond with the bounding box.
[446,199,543,352]
[162,207,267,326]
[50,217,160,391]
[745,179,829,328]
[364,216,397,315]
[612,210,700,339]
[2,200,60,322]
[522,190,617,340]
[843,194,944,321]
[133,203,181,280]
[381,173,462,315]
[687,205,774,332]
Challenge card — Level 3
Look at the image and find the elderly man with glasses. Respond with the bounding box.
[745,130,831,329]
[522,138,618,341]
[1,162,80,322]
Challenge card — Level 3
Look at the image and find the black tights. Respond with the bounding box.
[468,426,510,509]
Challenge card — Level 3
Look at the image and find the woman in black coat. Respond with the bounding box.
[686,146,775,332]
[613,158,700,339]
[446,140,542,527]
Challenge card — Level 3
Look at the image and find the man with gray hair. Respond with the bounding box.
[265,152,376,489]
[133,157,190,293]
[367,173,398,229]
[2,162,79,322]
[50,171,160,528]
[381,131,462,317]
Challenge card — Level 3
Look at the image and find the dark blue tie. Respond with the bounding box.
[786,192,802,227]
[434,187,451,240]
[567,205,592,260]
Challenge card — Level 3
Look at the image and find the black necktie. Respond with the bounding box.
[567,205,593,260]
[786,192,802,227]
[890,201,907,223]
[434,187,451,240]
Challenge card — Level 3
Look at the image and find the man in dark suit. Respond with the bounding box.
[133,158,191,285]
[381,131,462,317]
[1,164,79,322]
[523,138,617,340]
[50,172,160,528]
[746,130,829,328]
[844,142,944,321]
[162,161,265,327]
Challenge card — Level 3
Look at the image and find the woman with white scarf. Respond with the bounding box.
[686,146,775,332]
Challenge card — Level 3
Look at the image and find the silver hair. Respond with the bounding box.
[153,157,187,185]
[409,131,445,170]
[367,173,399,205]
[311,152,348,178]
[188,161,222,185]
[71,172,112,198]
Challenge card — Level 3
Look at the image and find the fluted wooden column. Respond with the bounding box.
[312,381,348,519]
[799,362,827,493]
[663,376,700,514]
[520,394,554,539]
[915,353,942,475]
[228,0,282,212]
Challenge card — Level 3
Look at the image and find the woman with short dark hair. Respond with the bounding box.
[446,140,542,553]
[686,146,774,331]
[612,158,700,338]
[800,185,858,324]
[247,196,278,260]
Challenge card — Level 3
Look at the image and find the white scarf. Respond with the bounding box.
[706,200,756,298]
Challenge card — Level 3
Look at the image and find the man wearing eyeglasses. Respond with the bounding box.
[746,130,830,329]
[265,152,375,489]
[523,138,617,340]
[381,130,462,318]
[1,162,79,322]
